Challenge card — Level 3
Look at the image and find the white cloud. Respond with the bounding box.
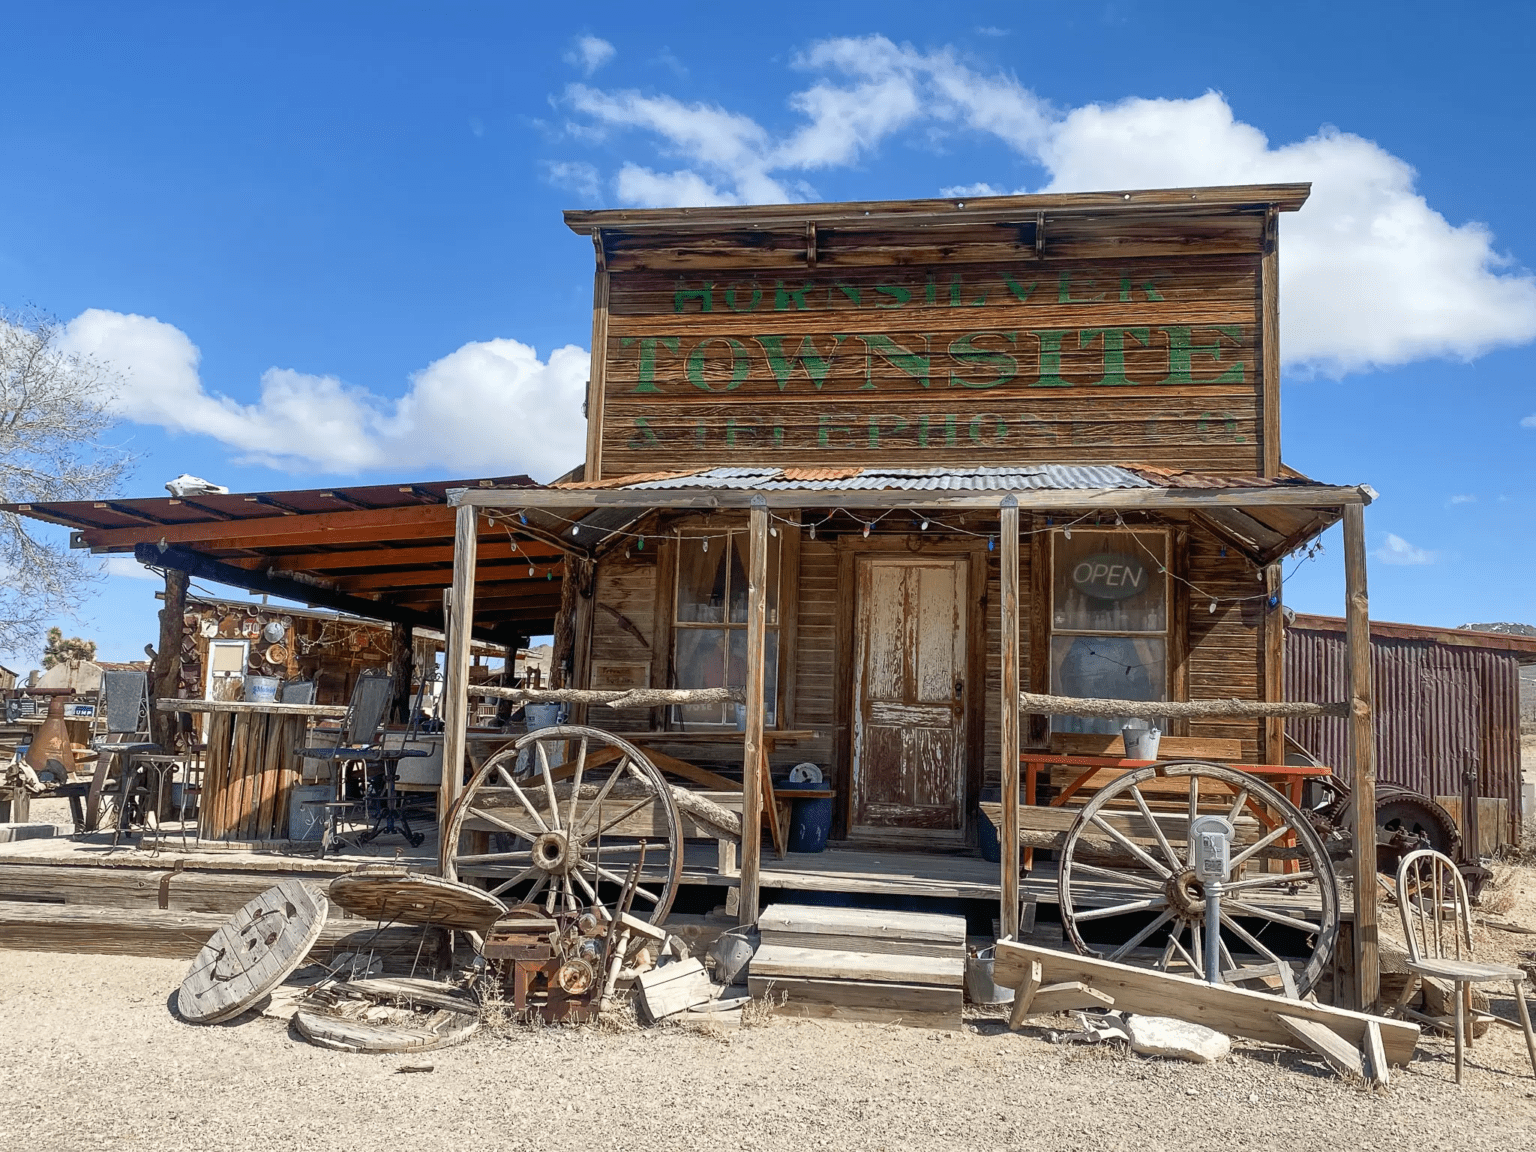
[566,36,615,76]
[102,554,159,581]
[1447,494,1477,505]
[543,160,602,200]
[560,35,1536,375]
[1521,414,1536,427]
[1374,533,1438,566]
[61,310,588,482]
[938,181,1006,198]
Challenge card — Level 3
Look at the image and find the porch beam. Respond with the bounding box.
[739,495,769,924]
[440,505,479,851]
[999,496,1022,940]
[450,485,1372,513]
[1342,502,1379,1011]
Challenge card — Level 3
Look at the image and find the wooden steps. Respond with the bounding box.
[749,903,966,1029]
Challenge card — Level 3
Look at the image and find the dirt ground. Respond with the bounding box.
[2,948,1534,1152]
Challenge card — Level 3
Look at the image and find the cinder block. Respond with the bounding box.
[0,823,56,844]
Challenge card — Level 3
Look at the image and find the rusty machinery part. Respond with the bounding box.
[555,957,596,996]
[441,725,683,930]
[1058,761,1340,998]
[1318,785,1463,869]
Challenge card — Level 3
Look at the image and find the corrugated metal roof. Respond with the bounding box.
[604,465,1158,492]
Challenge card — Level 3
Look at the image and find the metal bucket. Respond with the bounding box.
[1122,723,1161,760]
[244,675,280,703]
[288,783,333,842]
[708,925,759,985]
[964,949,1014,1005]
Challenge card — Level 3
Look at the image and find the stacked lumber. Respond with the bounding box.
[748,903,965,1030]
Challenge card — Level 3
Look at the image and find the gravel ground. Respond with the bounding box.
[4,948,1536,1152]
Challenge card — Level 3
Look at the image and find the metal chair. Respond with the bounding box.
[91,671,165,843]
[297,670,429,850]
[279,680,316,705]
[1397,848,1536,1082]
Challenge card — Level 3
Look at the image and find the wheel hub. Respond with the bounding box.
[531,830,582,875]
[1165,867,1208,922]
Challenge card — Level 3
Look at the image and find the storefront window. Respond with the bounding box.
[672,530,780,726]
[1049,529,1168,735]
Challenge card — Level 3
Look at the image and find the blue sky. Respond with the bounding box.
[2,1,1533,667]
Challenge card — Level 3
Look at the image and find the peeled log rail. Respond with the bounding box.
[1018,692,1348,721]
[671,788,742,841]
[469,687,744,709]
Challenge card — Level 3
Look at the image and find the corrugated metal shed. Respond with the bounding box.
[1285,614,1536,844]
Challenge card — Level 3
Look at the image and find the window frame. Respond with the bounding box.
[1046,526,1171,733]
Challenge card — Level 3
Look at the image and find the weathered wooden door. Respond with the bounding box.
[852,556,967,837]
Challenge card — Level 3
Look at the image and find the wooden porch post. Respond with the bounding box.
[440,505,478,852]
[999,496,1022,939]
[1343,502,1379,1011]
[739,496,769,924]
[150,568,189,748]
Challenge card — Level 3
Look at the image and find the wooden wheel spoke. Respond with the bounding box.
[587,862,661,905]
[1224,787,1251,826]
[489,866,539,897]
[451,849,532,867]
[1106,909,1174,962]
[1129,784,1181,872]
[1228,820,1296,871]
[1222,870,1317,895]
[491,771,548,834]
[465,805,536,839]
[1222,898,1322,936]
[1219,911,1285,967]
[565,736,589,831]
[535,742,562,830]
[1189,917,1203,969]
[1088,813,1172,878]
[1070,862,1163,891]
[1073,896,1167,923]
[571,869,598,901]
[1166,926,1200,974]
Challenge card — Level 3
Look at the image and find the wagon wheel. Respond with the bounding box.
[440,725,682,929]
[1059,760,1339,996]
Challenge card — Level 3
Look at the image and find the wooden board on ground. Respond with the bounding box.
[328,866,506,933]
[636,958,715,1021]
[293,1006,479,1053]
[335,977,477,1014]
[750,973,962,1028]
[757,903,966,958]
[1276,1014,1365,1079]
[993,940,1418,1066]
[751,944,963,988]
[178,880,328,1024]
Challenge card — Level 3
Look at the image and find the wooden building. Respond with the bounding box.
[440,184,1386,1000]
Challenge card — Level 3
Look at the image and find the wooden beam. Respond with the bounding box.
[1261,206,1281,477]
[1343,502,1379,1012]
[150,568,188,748]
[132,543,500,642]
[98,516,465,556]
[77,503,454,552]
[586,231,611,480]
[562,182,1313,234]
[262,538,564,573]
[1262,561,1285,765]
[999,496,1021,940]
[335,558,561,592]
[440,506,479,842]
[451,485,1373,514]
[739,496,769,924]
[389,623,413,725]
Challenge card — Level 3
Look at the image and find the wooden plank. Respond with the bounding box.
[586,233,611,479]
[999,497,1021,938]
[440,505,478,850]
[1262,560,1285,764]
[1343,502,1378,1011]
[757,998,962,1031]
[81,503,455,552]
[739,497,769,918]
[1363,1018,1391,1087]
[1022,981,1116,1016]
[750,944,963,987]
[748,973,962,1015]
[1047,732,1245,760]
[757,902,966,946]
[1277,1014,1365,1079]
[993,940,1417,1065]
[1260,207,1280,476]
[1007,959,1042,1029]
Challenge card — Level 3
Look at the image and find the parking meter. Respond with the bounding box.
[1189,815,1234,984]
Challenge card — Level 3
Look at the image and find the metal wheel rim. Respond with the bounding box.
[1058,759,1340,996]
[440,725,683,929]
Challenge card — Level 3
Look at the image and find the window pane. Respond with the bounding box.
[676,536,728,623]
[1049,635,1167,734]
[728,530,782,624]
[1053,530,1167,633]
[673,628,729,724]
[727,628,778,727]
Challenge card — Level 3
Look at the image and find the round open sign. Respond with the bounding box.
[1071,552,1151,600]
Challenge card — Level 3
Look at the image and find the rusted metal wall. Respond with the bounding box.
[1285,625,1523,842]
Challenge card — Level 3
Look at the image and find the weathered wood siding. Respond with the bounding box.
[597,245,1266,478]
[588,549,658,729]
[1183,522,1265,760]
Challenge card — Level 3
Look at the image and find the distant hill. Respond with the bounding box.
[1460,622,1536,637]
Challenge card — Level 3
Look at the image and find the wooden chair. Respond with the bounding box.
[1396,848,1536,1083]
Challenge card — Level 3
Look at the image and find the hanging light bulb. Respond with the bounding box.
[1064,527,1072,540]
[920,519,929,531]
[703,537,709,552]
[1209,600,1218,614]
[988,536,995,552]
[571,525,580,537]
[810,523,816,540]
[528,565,535,577]
[637,536,645,550]
[862,522,871,538]
[519,513,527,525]
[547,569,553,580]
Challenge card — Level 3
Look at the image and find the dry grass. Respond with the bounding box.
[740,983,787,1028]
[1478,865,1521,916]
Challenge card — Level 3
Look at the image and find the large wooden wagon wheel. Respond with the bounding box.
[1058,761,1339,996]
[441,725,682,928]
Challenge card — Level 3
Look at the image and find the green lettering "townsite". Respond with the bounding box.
[619,326,1246,394]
